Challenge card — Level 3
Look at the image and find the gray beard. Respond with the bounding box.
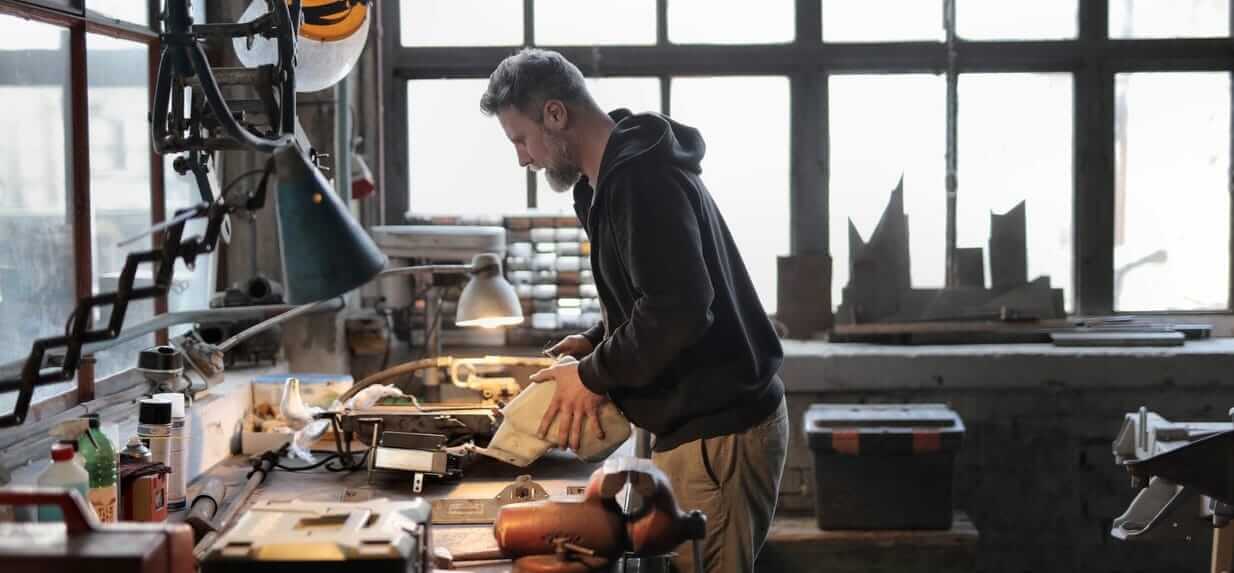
[544,130,581,192]
[545,165,581,192]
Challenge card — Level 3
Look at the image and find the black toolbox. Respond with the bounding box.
[804,403,964,530]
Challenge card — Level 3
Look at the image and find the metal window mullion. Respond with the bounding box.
[656,0,667,45]
[1073,0,1115,315]
[1228,3,1234,311]
[371,0,387,229]
[789,71,826,257]
[524,0,534,46]
[790,0,826,257]
[524,0,535,208]
[661,75,670,115]
[383,0,408,224]
[527,169,537,209]
[944,0,958,287]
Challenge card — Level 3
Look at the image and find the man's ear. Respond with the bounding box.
[543,99,568,130]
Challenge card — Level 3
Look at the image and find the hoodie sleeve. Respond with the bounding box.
[577,165,715,394]
[579,322,605,347]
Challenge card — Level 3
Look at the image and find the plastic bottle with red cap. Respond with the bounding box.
[36,443,89,522]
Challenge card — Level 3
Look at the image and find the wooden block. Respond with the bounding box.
[953,248,985,289]
[776,254,833,339]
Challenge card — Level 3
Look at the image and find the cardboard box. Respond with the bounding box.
[240,430,294,455]
[241,373,353,455]
[250,373,353,413]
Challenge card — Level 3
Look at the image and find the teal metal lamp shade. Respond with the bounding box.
[456,254,524,328]
[275,142,387,304]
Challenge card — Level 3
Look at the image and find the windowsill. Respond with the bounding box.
[780,338,1234,392]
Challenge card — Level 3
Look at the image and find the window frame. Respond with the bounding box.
[384,0,1234,317]
[0,0,163,414]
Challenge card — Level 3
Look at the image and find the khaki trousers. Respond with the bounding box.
[652,396,789,573]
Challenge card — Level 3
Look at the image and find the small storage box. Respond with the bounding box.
[804,403,964,530]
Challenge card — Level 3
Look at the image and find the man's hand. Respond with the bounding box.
[544,334,594,359]
[530,360,607,451]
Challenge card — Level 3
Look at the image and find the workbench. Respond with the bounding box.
[188,442,635,573]
[190,443,979,573]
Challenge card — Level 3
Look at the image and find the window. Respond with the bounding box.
[958,73,1073,308]
[534,77,662,213]
[670,0,794,44]
[1110,0,1229,39]
[1114,72,1230,311]
[401,0,523,47]
[0,15,74,404]
[390,0,1234,318]
[0,1,164,423]
[829,74,946,310]
[87,32,154,378]
[164,159,214,336]
[956,0,1078,40]
[88,0,148,26]
[407,79,527,217]
[823,0,944,43]
[672,76,790,313]
[536,0,656,46]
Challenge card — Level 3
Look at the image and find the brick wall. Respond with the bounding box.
[780,341,1234,572]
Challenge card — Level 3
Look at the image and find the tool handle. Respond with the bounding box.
[0,487,98,533]
[188,477,225,520]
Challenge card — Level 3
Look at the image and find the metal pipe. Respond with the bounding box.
[335,76,353,208]
[185,478,226,542]
[193,450,279,560]
[210,264,466,356]
[218,297,341,353]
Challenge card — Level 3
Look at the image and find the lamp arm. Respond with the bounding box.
[217,296,342,353]
[377,264,472,279]
[215,264,473,355]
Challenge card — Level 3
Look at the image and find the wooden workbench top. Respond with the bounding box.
[188,443,633,572]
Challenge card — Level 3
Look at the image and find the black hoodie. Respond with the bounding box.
[573,109,784,452]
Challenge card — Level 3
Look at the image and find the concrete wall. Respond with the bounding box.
[779,340,1234,573]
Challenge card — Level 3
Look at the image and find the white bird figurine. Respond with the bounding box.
[279,377,315,431]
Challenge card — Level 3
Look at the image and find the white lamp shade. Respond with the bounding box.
[456,254,524,328]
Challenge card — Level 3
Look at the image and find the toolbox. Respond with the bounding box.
[0,487,194,573]
[804,403,964,530]
[200,498,430,573]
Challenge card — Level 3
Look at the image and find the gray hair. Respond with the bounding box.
[480,48,596,120]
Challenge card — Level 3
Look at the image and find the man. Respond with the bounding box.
[480,48,788,573]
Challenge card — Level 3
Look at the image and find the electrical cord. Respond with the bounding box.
[273,448,371,473]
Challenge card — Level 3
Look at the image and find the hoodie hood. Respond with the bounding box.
[571,109,707,228]
[597,109,706,188]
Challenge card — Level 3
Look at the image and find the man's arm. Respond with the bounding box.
[577,166,715,394]
[579,322,604,347]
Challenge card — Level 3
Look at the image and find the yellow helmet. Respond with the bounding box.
[299,0,368,42]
